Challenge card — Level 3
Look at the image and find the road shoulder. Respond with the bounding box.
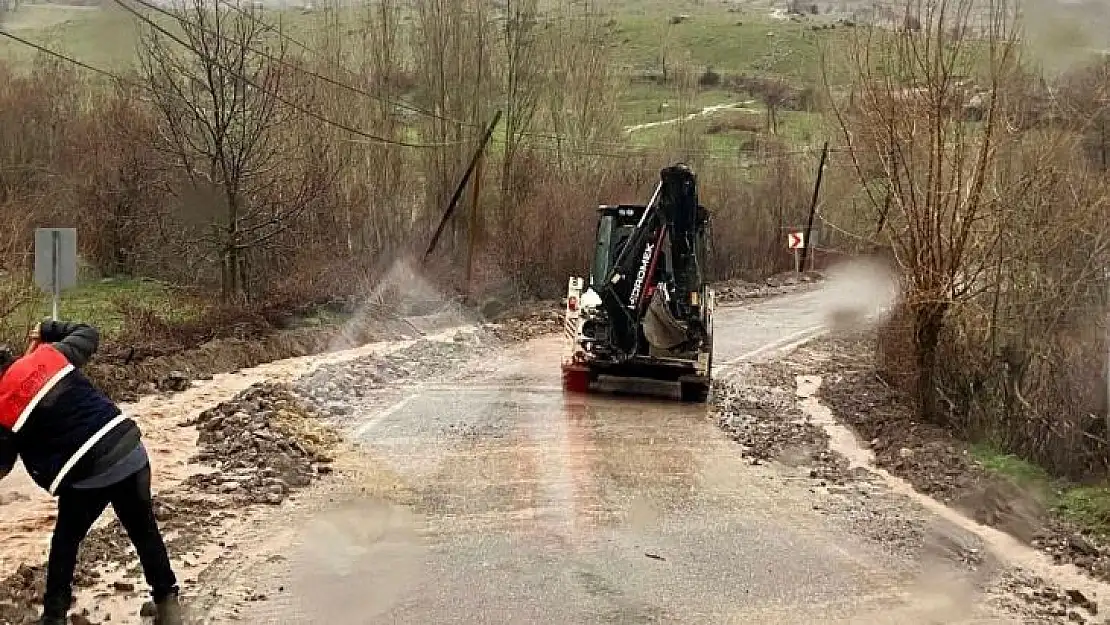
[714,333,1110,623]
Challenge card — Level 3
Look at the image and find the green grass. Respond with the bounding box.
[971,443,1110,538]
[14,277,202,338]
[0,4,350,70]
[0,5,147,70]
[609,11,855,83]
[971,443,1053,488]
[775,110,831,146]
[618,84,744,125]
[1056,487,1110,537]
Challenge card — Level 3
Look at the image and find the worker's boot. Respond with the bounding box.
[40,595,68,625]
[154,590,184,625]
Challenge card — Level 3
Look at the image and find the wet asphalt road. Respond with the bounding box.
[225,288,1014,624]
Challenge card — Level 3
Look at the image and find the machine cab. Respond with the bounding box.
[590,204,647,289]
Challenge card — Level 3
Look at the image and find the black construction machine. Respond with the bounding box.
[561,163,715,402]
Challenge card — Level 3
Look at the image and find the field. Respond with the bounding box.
[0,0,858,152]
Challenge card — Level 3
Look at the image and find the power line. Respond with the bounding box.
[111,0,470,149]
[186,0,486,131]
[1,18,846,163]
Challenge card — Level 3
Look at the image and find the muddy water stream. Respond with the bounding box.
[798,374,1110,614]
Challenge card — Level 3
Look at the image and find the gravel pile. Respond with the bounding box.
[0,565,64,625]
[483,309,563,342]
[992,570,1104,624]
[713,365,847,482]
[294,337,486,420]
[1033,525,1110,580]
[183,382,340,506]
[714,271,823,304]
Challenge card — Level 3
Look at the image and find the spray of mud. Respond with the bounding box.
[325,258,476,352]
[813,256,900,331]
[1021,0,1110,75]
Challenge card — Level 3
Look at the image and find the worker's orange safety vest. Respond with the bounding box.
[0,345,74,433]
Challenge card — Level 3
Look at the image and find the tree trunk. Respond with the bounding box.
[223,186,243,304]
[913,300,949,425]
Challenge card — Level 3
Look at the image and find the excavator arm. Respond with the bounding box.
[594,164,710,360]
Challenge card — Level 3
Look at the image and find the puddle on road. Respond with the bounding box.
[795,374,1110,614]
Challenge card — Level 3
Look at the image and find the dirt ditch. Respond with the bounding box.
[809,334,1110,580]
[712,349,1107,624]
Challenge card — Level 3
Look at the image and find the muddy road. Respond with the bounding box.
[182,280,1081,625]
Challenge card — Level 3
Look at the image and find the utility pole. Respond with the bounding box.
[800,141,829,272]
[465,151,484,302]
[423,110,503,264]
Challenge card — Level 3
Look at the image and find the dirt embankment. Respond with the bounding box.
[713,353,1105,624]
[86,298,564,405]
[813,335,1110,566]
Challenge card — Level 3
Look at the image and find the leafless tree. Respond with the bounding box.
[542,0,623,171]
[825,0,1020,422]
[138,0,331,302]
[761,78,791,134]
[499,0,543,206]
[412,0,495,253]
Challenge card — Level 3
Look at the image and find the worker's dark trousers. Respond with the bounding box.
[43,464,178,617]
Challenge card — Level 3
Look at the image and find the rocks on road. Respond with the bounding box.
[184,382,340,506]
[714,271,824,304]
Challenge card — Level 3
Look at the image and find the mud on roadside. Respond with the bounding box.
[89,305,563,405]
[714,271,825,305]
[0,320,561,624]
[712,349,1106,624]
[810,334,1110,585]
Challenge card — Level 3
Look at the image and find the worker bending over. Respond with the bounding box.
[0,320,182,625]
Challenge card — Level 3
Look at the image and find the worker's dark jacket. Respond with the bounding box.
[0,322,140,495]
